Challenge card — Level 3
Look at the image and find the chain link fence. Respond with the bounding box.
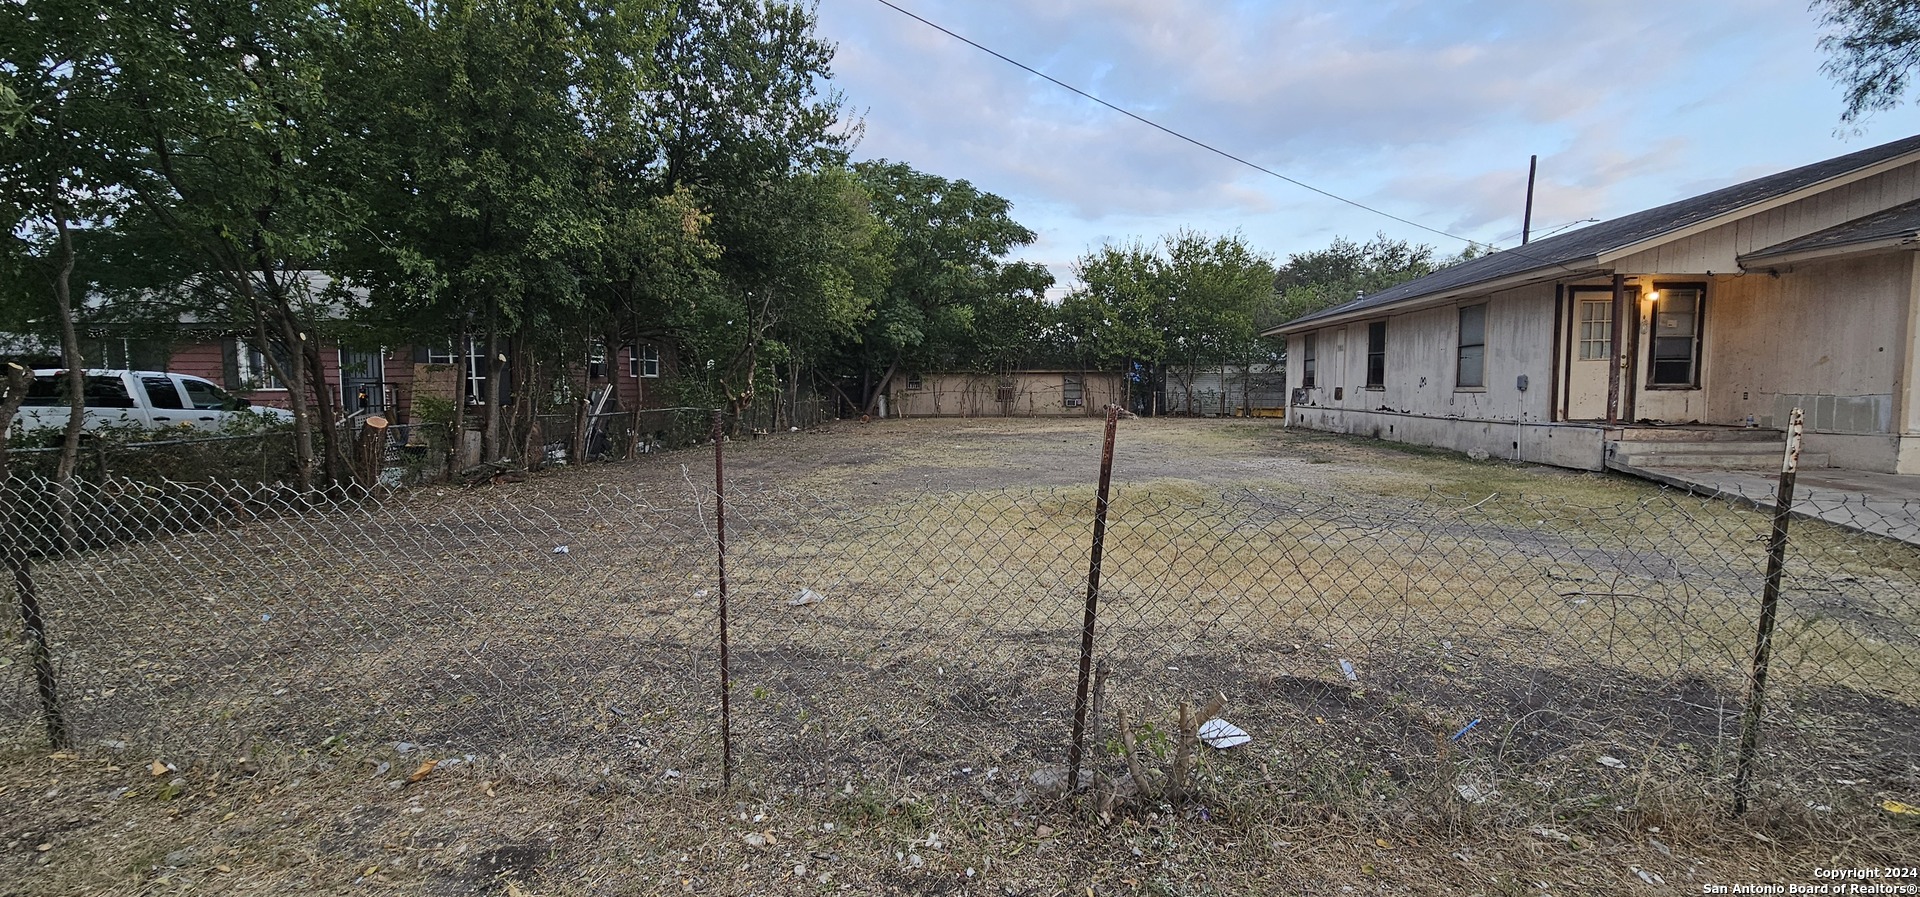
[7,431,305,484]
[0,417,1914,822]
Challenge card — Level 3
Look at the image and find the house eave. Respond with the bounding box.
[1264,261,1606,336]
[1736,235,1920,269]
[1595,148,1920,266]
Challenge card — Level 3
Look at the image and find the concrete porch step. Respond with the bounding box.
[1608,425,1784,443]
[1612,440,1785,457]
[1610,441,1828,471]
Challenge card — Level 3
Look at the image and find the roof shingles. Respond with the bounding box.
[1272,132,1920,333]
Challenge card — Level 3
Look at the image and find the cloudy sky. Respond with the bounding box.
[812,0,1920,296]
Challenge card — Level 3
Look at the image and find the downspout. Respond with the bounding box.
[1548,283,1565,422]
[1899,254,1920,445]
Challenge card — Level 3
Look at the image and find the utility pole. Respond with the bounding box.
[1522,155,1538,245]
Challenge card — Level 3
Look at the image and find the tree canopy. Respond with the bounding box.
[0,0,1066,463]
[5,0,1504,469]
[1265,233,1449,328]
[1058,231,1274,371]
[1816,0,1920,124]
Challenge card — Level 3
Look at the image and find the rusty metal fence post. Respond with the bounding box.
[1732,406,1803,814]
[1068,405,1121,790]
[711,410,734,789]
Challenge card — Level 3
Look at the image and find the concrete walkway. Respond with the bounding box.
[1609,462,1920,547]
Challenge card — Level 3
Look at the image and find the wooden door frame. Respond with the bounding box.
[1560,285,1639,421]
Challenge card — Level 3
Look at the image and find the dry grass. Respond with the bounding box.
[2,417,1917,895]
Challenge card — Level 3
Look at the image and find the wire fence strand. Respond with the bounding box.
[1,422,1915,820]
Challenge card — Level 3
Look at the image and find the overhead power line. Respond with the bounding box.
[867,0,1500,251]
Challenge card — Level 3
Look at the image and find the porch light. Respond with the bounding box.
[1646,290,1661,303]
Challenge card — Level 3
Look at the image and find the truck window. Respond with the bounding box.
[20,373,143,409]
[84,375,136,408]
[141,376,186,410]
[180,378,236,411]
[20,377,62,406]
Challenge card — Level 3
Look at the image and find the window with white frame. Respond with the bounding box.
[1578,298,1613,360]
[628,344,660,378]
[237,339,288,390]
[428,339,487,402]
[1062,374,1084,407]
[1301,332,1317,389]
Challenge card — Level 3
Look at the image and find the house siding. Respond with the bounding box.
[167,343,226,388]
[1286,283,1571,462]
[1612,160,1920,274]
[1694,254,1913,470]
[1280,146,1920,475]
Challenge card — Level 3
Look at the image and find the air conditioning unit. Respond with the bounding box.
[1064,398,1084,407]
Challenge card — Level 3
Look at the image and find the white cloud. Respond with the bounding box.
[818,0,1920,266]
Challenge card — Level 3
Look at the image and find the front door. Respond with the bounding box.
[340,349,388,415]
[1563,290,1617,420]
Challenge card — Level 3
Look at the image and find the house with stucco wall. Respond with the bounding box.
[1267,133,1920,476]
[889,370,1125,418]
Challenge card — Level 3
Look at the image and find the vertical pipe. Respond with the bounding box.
[1068,405,1121,791]
[1732,407,1803,815]
[10,550,66,749]
[1522,155,1538,245]
[1606,274,1626,424]
[1549,283,1565,422]
[711,410,733,789]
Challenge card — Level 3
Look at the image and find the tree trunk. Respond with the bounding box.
[448,324,469,475]
[523,348,546,470]
[352,416,389,488]
[818,373,858,419]
[297,324,348,487]
[293,322,351,487]
[788,358,802,429]
[481,319,503,462]
[721,339,761,437]
[51,216,84,554]
[864,356,900,417]
[257,308,314,491]
[1242,360,1253,417]
[0,365,32,479]
[571,339,591,464]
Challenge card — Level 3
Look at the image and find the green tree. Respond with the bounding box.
[335,0,675,462]
[1058,231,1273,414]
[1815,0,1920,124]
[967,262,1056,372]
[847,160,1047,412]
[0,0,149,497]
[103,0,364,486]
[1057,240,1163,371]
[667,165,889,428]
[1159,231,1275,411]
[1266,233,1443,328]
[647,0,869,427]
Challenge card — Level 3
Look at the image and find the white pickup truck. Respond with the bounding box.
[13,369,295,433]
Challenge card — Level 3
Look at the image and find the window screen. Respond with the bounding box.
[1457,305,1486,388]
[1649,286,1704,387]
[1365,322,1387,389]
